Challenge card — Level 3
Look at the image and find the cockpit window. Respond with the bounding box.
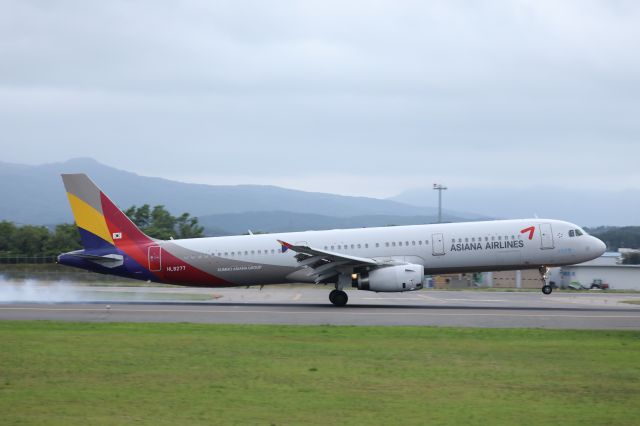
[569,230,575,237]
[575,229,584,236]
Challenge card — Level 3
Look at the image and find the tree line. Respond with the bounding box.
[2,214,640,259]
[0,205,204,259]
[586,226,640,251]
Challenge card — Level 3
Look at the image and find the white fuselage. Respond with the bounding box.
[160,219,606,286]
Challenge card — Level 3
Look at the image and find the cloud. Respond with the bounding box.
[0,0,639,196]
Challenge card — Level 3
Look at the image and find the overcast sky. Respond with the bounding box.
[1,0,639,197]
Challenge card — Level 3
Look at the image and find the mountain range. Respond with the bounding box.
[0,158,481,235]
[2,158,634,234]
[390,187,640,227]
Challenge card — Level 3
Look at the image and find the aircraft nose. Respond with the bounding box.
[592,237,606,257]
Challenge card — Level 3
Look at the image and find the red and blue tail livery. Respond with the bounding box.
[58,174,606,305]
[58,174,230,286]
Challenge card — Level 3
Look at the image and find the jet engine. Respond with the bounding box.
[354,264,424,292]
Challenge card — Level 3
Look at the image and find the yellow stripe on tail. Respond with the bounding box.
[66,192,114,245]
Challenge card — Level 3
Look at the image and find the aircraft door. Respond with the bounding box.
[539,223,555,250]
[432,233,445,256]
[148,245,162,272]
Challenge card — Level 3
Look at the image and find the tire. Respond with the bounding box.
[329,289,348,307]
[542,285,553,295]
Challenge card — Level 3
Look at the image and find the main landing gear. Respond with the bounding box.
[329,289,348,307]
[539,266,553,295]
[329,274,350,306]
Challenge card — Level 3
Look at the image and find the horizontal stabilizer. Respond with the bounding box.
[70,253,124,268]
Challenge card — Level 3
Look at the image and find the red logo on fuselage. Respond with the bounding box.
[520,226,535,240]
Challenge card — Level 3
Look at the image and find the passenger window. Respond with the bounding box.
[392,242,396,247]
[405,241,409,246]
[376,243,379,248]
[357,244,361,249]
[251,250,255,255]
[425,240,429,245]
[418,241,422,245]
[385,242,389,247]
[412,241,416,246]
[398,242,402,246]
[224,252,228,256]
[569,230,575,237]
[365,244,368,248]
[498,236,501,241]
[465,238,469,243]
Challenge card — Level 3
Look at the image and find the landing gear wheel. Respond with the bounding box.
[539,266,552,295]
[329,289,348,307]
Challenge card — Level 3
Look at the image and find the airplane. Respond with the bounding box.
[57,174,607,306]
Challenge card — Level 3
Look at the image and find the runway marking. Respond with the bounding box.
[1,306,639,320]
[292,293,302,301]
[415,294,447,303]
[363,297,424,300]
[442,298,506,302]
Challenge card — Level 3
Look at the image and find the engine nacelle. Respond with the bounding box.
[355,264,424,292]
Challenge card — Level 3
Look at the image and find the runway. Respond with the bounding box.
[1,285,640,328]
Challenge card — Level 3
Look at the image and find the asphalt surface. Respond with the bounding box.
[1,284,640,329]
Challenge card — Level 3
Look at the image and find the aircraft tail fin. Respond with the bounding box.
[61,174,154,251]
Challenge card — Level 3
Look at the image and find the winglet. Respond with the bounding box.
[277,239,292,253]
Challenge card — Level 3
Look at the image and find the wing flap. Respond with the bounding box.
[278,239,379,283]
[278,240,378,265]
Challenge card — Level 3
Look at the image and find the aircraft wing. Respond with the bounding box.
[278,239,379,283]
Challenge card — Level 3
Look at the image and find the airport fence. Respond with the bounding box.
[0,256,57,264]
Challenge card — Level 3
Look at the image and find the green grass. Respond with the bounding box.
[621,300,640,305]
[0,322,639,425]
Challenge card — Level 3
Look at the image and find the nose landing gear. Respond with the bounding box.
[539,266,553,295]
